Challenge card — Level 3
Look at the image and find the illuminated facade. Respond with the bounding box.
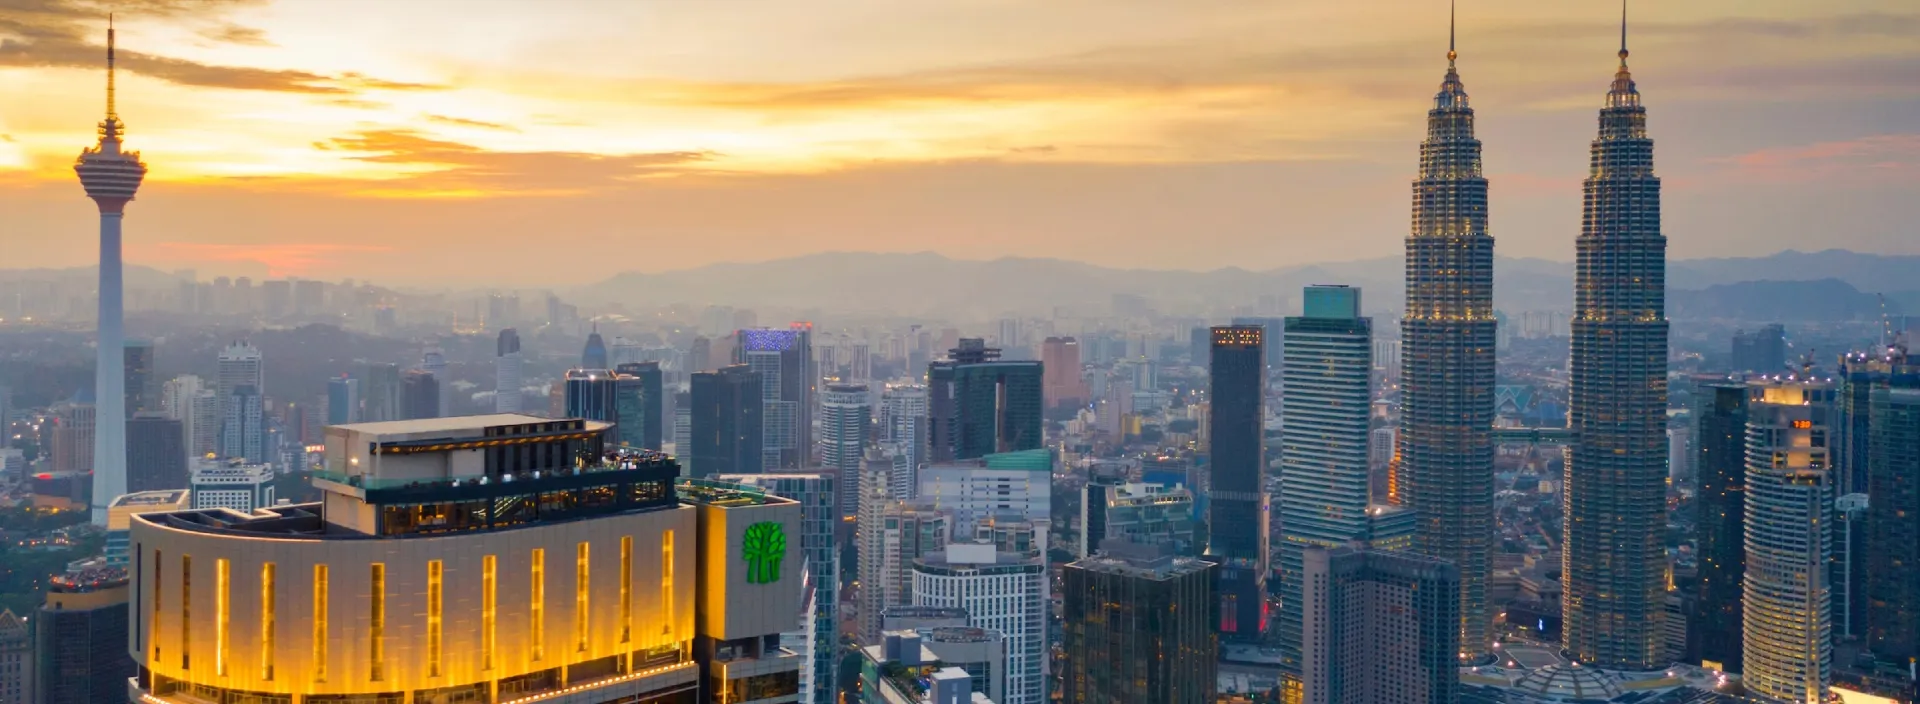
[1205,325,1269,643]
[1741,383,1835,703]
[1562,20,1670,671]
[1399,21,1495,661]
[127,414,805,704]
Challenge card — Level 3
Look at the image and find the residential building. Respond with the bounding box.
[881,384,930,496]
[218,384,265,464]
[1062,540,1216,704]
[1205,325,1269,642]
[50,402,95,476]
[859,497,950,645]
[1300,546,1459,704]
[912,543,1047,704]
[822,383,872,518]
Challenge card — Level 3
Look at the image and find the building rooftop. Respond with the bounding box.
[327,412,572,435]
[1069,539,1211,580]
[109,489,189,508]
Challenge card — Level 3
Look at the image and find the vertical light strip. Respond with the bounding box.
[575,541,590,653]
[151,549,162,664]
[531,548,545,662]
[370,562,386,682]
[661,530,674,641]
[260,562,276,681]
[619,536,632,644]
[313,564,328,684]
[427,560,443,678]
[482,555,497,672]
[215,558,230,677]
[181,554,192,670]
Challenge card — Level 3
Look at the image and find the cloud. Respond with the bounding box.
[316,129,716,194]
[1712,134,1920,184]
[425,114,520,132]
[0,0,441,94]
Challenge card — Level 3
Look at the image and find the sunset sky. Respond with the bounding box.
[2,0,1917,286]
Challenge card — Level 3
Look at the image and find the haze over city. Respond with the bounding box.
[3,0,1917,286]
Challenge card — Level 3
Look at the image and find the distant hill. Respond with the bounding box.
[1669,279,1887,322]
[573,249,1917,320]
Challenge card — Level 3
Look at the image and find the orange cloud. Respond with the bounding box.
[1713,134,1920,184]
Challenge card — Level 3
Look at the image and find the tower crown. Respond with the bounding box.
[1433,0,1469,110]
[1606,0,1641,108]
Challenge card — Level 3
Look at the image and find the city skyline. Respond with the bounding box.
[2,0,1917,284]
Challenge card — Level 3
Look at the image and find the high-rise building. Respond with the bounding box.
[1693,382,1750,673]
[690,364,764,477]
[0,608,29,704]
[822,382,871,518]
[1868,387,1920,665]
[215,340,263,422]
[1041,336,1089,411]
[76,22,145,525]
[420,346,450,417]
[858,630,996,704]
[1742,382,1835,703]
[50,402,96,476]
[124,339,156,416]
[1731,324,1788,374]
[1276,285,1373,677]
[190,457,275,511]
[928,340,1044,462]
[1228,317,1286,368]
[737,326,816,470]
[858,493,950,644]
[1300,546,1460,704]
[126,412,187,492]
[1835,493,1870,642]
[1834,350,1917,495]
[400,369,439,420]
[132,416,807,704]
[357,361,402,423]
[219,384,265,464]
[880,384,930,495]
[564,367,619,422]
[495,328,523,412]
[325,375,359,425]
[918,449,1052,538]
[718,473,840,704]
[912,543,1048,704]
[689,335,713,374]
[1399,23,1496,661]
[1062,540,1216,704]
[163,375,218,461]
[1205,325,1268,642]
[672,390,692,456]
[34,562,131,704]
[614,361,666,451]
[1563,21,1670,671]
[1079,481,1195,558]
[582,324,609,369]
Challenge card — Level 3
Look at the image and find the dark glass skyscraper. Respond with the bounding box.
[1692,383,1749,673]
[581,324,608,370]
[1205,325,1268,642]
[1399,27,1495,661]
[689,364,763,477]
[1562,23,1670,671]
[1063,541,1217,704]
[614,361,665,451]
[126,412,186,492]
[736,326,815,469]
[399,369,439,420]
[928,340,1044,462]
[1868,387,1920,664]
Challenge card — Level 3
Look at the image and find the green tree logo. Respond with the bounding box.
[742,521,787,584]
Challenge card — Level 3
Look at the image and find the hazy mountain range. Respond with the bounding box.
[576,249,1919,321]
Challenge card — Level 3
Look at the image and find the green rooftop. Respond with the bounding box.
[982,448,1052,471]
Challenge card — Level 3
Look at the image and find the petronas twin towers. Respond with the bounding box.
[1397,4,1668,670]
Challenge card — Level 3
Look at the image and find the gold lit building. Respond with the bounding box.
[127,414,804,704]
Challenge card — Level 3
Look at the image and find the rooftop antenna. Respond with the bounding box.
[1448,0,1457,66]
[106,13,118,121]
[1618,0,1629,66]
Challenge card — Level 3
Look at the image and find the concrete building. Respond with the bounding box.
[1078,481,1194,558]
[189,458,274,512]
[1040,337,1089,411]
[912,544,1046,704]
[1300,546,1459,704]
[218,384,265,464]
[719,473,840,704]
[1062,540,1215,704]
[917,449,1051,540]
[880,384,930,498]
[105,489,190,567]
[130,415,806,704]
[0,608,31,704]
[858,631,995,704]
[1206,325,1269,642]
[1742,383,1835,703]
[163,375,218,461]
[859,500,950,645]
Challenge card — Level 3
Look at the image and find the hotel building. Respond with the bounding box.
[127,414,804,704]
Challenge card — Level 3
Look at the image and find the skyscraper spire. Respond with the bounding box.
[1619,0,1629,64]
[106,13,117,122]
[1448,0,1457,65]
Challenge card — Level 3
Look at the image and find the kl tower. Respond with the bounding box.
[75,17,146,524]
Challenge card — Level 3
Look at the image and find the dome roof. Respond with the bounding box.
[1507,665,1624,703]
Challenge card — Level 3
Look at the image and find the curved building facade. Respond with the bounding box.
[127,415,805,704]
[1742,384,1834,703]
